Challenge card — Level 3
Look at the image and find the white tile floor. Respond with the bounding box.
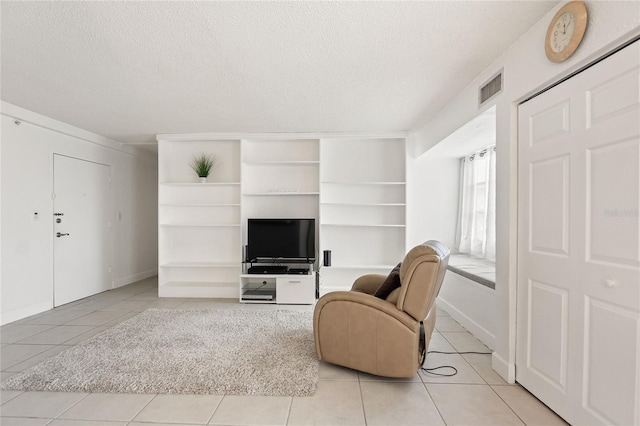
[1,278,568,425]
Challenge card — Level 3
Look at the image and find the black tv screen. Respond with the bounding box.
[247,219,315,262]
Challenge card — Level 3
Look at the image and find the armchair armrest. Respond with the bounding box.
[351,274,386,295]
[314,290,417,329]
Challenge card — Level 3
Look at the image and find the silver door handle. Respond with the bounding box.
[56,232,70,238]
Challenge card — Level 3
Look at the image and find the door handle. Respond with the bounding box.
[56,232,70,238]
[54,213,64,216]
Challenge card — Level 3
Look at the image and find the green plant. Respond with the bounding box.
[190,153,218,178]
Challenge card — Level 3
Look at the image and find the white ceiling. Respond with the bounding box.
[1,1,557,146]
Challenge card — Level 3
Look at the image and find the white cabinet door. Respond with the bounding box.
[276,275,315,304]
[517,41,639,425]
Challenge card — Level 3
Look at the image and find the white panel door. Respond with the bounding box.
[517,42,639,425]
[53,154,111,306]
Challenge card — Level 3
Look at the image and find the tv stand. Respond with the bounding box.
[240,263,315,304]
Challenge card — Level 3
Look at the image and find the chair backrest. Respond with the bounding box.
[395,240,450,321]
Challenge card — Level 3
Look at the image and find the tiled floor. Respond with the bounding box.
[1,278,568,425]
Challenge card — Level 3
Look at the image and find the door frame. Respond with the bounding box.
[51,153,113,306]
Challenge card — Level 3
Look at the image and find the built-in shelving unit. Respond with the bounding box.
[157,138,242,298]
[319,137,406,294]
[156,133,406,300]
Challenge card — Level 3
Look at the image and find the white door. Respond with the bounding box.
[517,41,639,425]
[53,154,111,306]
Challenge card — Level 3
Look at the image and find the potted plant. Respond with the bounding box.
[190,153,219,183]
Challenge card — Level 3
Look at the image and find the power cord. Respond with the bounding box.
[421,350,493,377]
[253,281,269,291]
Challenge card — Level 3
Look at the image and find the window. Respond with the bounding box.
[455,146,496,261]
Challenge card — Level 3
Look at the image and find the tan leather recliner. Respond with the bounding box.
[313,240,450,378]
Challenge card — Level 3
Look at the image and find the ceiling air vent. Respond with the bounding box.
[479,70,503,106]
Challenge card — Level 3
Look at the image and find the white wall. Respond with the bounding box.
[0,102,158,324]
[407,1,640,382]
[405,152,459,250]
[438,273,496,348]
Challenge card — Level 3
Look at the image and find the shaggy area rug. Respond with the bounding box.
[1,308,318,396]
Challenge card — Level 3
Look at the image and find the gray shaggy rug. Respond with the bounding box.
[1,308,318,396]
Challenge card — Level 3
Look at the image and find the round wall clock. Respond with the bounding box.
[545,1,588,63]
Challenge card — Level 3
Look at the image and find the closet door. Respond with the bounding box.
[517,41,639,425]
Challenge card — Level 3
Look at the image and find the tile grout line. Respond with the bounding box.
[0,389,25,406]
[208,393,227,425]
[128,392,158,424]
[283,394,294,426]
[1,344,59,372]
[357,375,368,426]
[487,384,529,426]
[53,390,92,421]
[421,381,448,426]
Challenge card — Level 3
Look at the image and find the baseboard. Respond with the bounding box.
[437,296,495,350]
[1,300,52,325]
[492,351,516,384]
[113,269,157,289]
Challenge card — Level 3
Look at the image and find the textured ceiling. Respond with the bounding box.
[1,1,557,145]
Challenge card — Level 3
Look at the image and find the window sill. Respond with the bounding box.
[447,254,495,290]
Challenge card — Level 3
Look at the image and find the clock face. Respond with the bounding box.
[545,1,588,63]
[551,12,575,53]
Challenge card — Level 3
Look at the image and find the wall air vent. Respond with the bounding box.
[479,70,503,107]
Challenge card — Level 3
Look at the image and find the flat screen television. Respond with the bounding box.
[247,218,315,262]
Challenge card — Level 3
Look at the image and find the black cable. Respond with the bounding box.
[420,350,492,377]
[421,365,458,376]
[253,281,269,291]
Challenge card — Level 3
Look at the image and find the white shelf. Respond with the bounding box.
[242,192,320,196]
[160,182,241,186]
[243,160,319,166]
[161,262,240,268]
[322,264,395,270]
[320,202,405,206]
[160,203,241,207]
[239,273,313,279]
[321,181,405,185]
[321,223,405,228]
[159,223,241,227]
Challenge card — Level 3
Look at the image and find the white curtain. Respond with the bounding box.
[455,146,496,261]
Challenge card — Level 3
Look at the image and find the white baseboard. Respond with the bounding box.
[492,351,516,384]
[1,300,52,325]
[437,296,495,350]
[113,269,157,289]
